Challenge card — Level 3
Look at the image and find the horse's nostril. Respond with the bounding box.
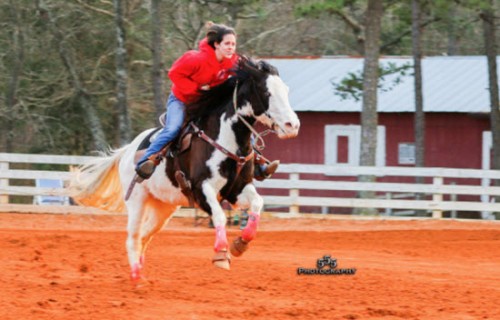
[285,122,300,130]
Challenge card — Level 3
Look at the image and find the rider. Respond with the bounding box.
[135,22,279,181]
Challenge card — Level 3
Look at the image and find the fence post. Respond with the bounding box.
[289,173,299,215]
[450,182,457,218]
[385,192,392,216]
[432,176,443,218]
[0,161,8,204]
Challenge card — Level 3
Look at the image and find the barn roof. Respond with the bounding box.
[265,56,500,113]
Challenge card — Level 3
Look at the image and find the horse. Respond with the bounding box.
[71,57,300,280]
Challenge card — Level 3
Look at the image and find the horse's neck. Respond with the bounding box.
[202,107,253,155]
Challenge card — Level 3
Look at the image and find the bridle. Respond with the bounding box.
[232,80,275,151]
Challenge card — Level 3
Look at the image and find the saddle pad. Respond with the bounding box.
[137,127,162,151]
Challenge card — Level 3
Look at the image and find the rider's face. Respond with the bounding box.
[215,34,236,60]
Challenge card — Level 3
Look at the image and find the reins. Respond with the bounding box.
[190,122,254,176]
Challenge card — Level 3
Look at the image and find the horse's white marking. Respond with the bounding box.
[256,75,300,138]
[202,113,241,227]
[238,102,254,116]
[202,182,227,227]
[236,184,263,213]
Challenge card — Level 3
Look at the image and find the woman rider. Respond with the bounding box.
[135,22,279,181]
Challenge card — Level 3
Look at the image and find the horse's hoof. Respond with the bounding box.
[230,237,249,257]
[213,259,231,270]
[130,262,142,281]
[212,250,231,270]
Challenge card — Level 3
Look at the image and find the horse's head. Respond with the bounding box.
[238,57,300,139]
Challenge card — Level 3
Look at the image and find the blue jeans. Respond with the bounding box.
[137,93,185,165]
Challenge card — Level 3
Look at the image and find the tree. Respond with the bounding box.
[480,0,500,219]
[150,0,166,122]
[412,0,425,172]
[2,0,25,153]
[36,0,108,151]
[357,0,383,214]
[113,0,132,146]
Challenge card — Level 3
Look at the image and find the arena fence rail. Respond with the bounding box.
[1,153,499,219]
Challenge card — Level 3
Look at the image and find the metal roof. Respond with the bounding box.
[266,56,500,113]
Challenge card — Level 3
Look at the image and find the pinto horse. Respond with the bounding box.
[71,57,300,280]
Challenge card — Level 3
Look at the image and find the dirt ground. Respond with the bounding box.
[0,212,498,320]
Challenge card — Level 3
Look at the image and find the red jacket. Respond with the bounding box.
[168,38,238,103]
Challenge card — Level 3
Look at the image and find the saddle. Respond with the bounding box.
[133,122,194,165]
[132,121,196,204]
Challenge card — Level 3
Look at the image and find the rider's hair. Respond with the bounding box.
[206,21,236,49]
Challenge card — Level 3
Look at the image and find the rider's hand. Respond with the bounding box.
[200,85,210,91]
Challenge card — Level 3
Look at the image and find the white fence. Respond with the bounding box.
[1,152,500,219]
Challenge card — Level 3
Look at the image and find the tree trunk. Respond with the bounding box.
[357,0,383,215]
[412,0,425,171]
[480,2,500,219]
[113,0,132,145]
[412,0,426,215]
[2,0,24,153]
[37,0,107,152]
[446,6,458,56]
[150,0,166,121]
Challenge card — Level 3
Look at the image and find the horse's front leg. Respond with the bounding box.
[201,183,231,270]
[230,184,263,257]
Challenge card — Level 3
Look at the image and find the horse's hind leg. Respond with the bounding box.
[139,202,178,267]
[125,192,149,280]
[231,184,264,257]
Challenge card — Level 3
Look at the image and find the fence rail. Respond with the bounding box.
[1,153,499,219]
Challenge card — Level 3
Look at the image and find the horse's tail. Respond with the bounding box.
[70,146,128,213]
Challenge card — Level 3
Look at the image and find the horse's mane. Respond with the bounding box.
[184,56,278,122]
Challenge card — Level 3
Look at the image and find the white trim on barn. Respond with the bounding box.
[324,125,386,167]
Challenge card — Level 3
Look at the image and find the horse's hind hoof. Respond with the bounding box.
[212,250,231,270]
[230,237,249,257]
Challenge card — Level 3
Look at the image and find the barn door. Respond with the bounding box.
[324,125,386,166]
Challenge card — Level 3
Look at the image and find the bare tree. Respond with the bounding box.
[411,0,428,216]
[357,0,383,214]
[480,1,500,200]
[37,0,108,151]
[412,0,425,172]
[2,0,25,153]
[113,0,132,145]
[150,0,165,121]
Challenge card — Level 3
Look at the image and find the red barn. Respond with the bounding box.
[261,56,496,171]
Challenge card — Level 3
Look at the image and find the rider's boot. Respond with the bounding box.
[253,153,279,181]
[135,152,163,180]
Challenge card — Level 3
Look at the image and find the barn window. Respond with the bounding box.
[398,143,415,165]
[324,125,386,166]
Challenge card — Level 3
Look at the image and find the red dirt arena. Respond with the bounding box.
[0,212,498,320]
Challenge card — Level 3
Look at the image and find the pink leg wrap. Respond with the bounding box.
[214,225,228,252]
[130,262,141,281]
[242,212,260,242]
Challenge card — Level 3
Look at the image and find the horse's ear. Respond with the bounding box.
[257,60,279,75]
